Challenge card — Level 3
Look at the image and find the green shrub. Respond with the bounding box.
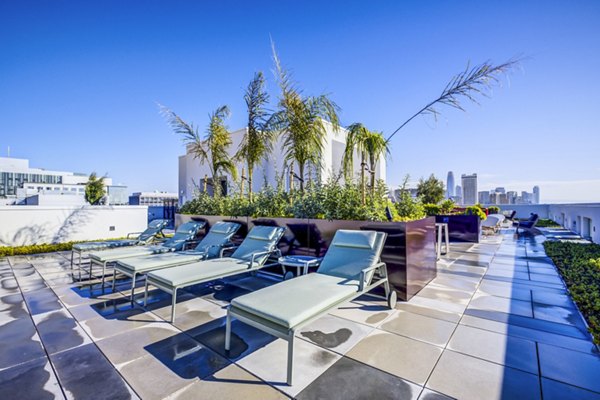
[536,219,561,228]
[544,242,600,344]
[0,242,77,257]
[487,206,500,214]
[439,199,456,214]
[464,205,486,220]
[395,190,426,221]
[423,203,441,216]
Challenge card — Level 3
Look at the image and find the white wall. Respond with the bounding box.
[548,203,600,243]
[0,205,148,246]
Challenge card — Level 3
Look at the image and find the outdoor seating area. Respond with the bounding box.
[2,224,599,400]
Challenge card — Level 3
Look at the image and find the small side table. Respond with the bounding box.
[278,255,322,280]
[435,223,450,260]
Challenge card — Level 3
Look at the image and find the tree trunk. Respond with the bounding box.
[248,164,253,202]
[360,155,366,205]
[299,163,305,192]
[369,156,376,196]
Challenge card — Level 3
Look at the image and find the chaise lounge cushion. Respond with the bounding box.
[116,252,206,273]
[73,240,137,252]
[147,258,254,287]
[230,272,359,329]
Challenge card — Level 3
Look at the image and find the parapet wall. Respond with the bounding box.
[0,205,148,246]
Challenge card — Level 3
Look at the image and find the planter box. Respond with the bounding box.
[435,215,480,243]
[176,214,437,301]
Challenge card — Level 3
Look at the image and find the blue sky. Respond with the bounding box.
[1,1,599,202]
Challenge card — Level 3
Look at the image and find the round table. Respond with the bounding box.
[278,255,322,280]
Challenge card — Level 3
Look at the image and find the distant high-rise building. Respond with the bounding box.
[494,187,506,194]
[507,191,517,204]
[533,186,540,204]
[498,193,508,204]
[478,191,490,204]
[446,171,455,198]
[461,173,478,205]
[455,185,463,204]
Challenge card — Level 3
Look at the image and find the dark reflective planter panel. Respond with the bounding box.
[176,214,437,301]
[435,215,480,243]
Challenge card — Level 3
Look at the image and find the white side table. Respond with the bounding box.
[278,255,322,280]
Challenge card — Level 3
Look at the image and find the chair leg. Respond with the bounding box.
[101,262,107,288]
[143,279,149,306]
[170,288,177,323]
[70,251,74,270]
[225,312,232,351]
[130,273,136,303]
[287,334,295,386]
[112,269,117,292]
[444,225,449,254]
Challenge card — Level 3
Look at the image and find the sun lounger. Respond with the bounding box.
[143,225,286,322]
[112,221,241,301]
[516,213,539,234]
[481,214,505,234]
[225,229,396,385]
[88,221,205,286]
[70,219,169,269]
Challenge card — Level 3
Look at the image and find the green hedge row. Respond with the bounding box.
[0,242,78,257]
[536,219,562,228]
[544,241,600,344]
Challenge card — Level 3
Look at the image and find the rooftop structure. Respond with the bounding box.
[178,123,386,205]
[461,174,478,205]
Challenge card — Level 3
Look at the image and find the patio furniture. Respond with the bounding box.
[435,222,449,259]
[70,219,169,270]
[88,221,205,287]
[144,225,286,322]
[225,229,396,386]
[278,255,322,279]
[515,213,539,234]
[481,214,504,235]
[112,221,241,301]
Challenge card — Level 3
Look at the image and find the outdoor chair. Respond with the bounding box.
[70,219,169,269]
[225,229,396,386]
[516,213,539,234]
[112,221,241,301]
[87,221,205,287]
[143,225,286,322]
[481,215,503,235]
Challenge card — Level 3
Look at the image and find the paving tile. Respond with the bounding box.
[538,343,600,393]
[151,296,226,331]
[533,303,586,327]
[79,308,161,340]
[467,293,533,318]
[541,377,600,400]
[191,319,276,361]
[447,324,538,374]
[418,388,454,399]
[408,295,467,315]
[68,303,105,322]
[347,330,442,385]
[413,286,472,306]
[427,350,540,400]
[297,356,421,400]
[427,275,479,292]
[0,317,46,369]
[476,282,531,301]
[298,314,374,355]
[22,287,62,315]
[119,340,227,400]
[381,310,456,347]
[33,309,92,354]
[51,343,137,400]
[170,363,289,400]
[329,298,395,327]
[486,269,530,280]
[531,290,575,307]
[237,337,340,397]
[395,302,461,323]
[529,273,564,285]
[95,323,181,365]
[0,357,64,400]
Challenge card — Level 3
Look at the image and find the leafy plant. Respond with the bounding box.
[439,199,456,214]
[161,105,236,196]
[84,172,105,205]
[235,72,274,201]
[488,206,500,214]
[417,174,445,204]
[464,205,486,220]
[343,123,389,203]
[536,219,562,228]
[423,203,442,216]
[269,43,340,191]
[544,242,600,344]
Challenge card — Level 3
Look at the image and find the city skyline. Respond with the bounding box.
[1,2,599,203]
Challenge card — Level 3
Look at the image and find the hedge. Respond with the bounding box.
[544,241,600,344]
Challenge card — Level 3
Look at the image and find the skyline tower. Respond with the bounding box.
[447,171,455,198]
[461,173,478,205]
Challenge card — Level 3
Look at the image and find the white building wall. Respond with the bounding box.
[178,123,386,204]
[0,206,148,246]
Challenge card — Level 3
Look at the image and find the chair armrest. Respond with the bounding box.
[359,262,386,292]
[249,250,274,267]
[127,232,142,239]
[220,245,238,258]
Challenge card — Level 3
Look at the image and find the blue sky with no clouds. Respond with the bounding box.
[1,1,599,202]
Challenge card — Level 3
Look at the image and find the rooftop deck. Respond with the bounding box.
[1,229,599,399]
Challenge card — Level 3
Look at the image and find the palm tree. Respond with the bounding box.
[161,105,236,196]
[235,72,274,202]
[342,123,389,203]
[269,43,340,191]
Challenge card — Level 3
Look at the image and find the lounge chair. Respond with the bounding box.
[143,225,286,322]
[70,219,169,269]
[516,213,539,234]
[88,221,205,286]
[112,221,241,301]
[481,214,505,235]
[225,229,396,386]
